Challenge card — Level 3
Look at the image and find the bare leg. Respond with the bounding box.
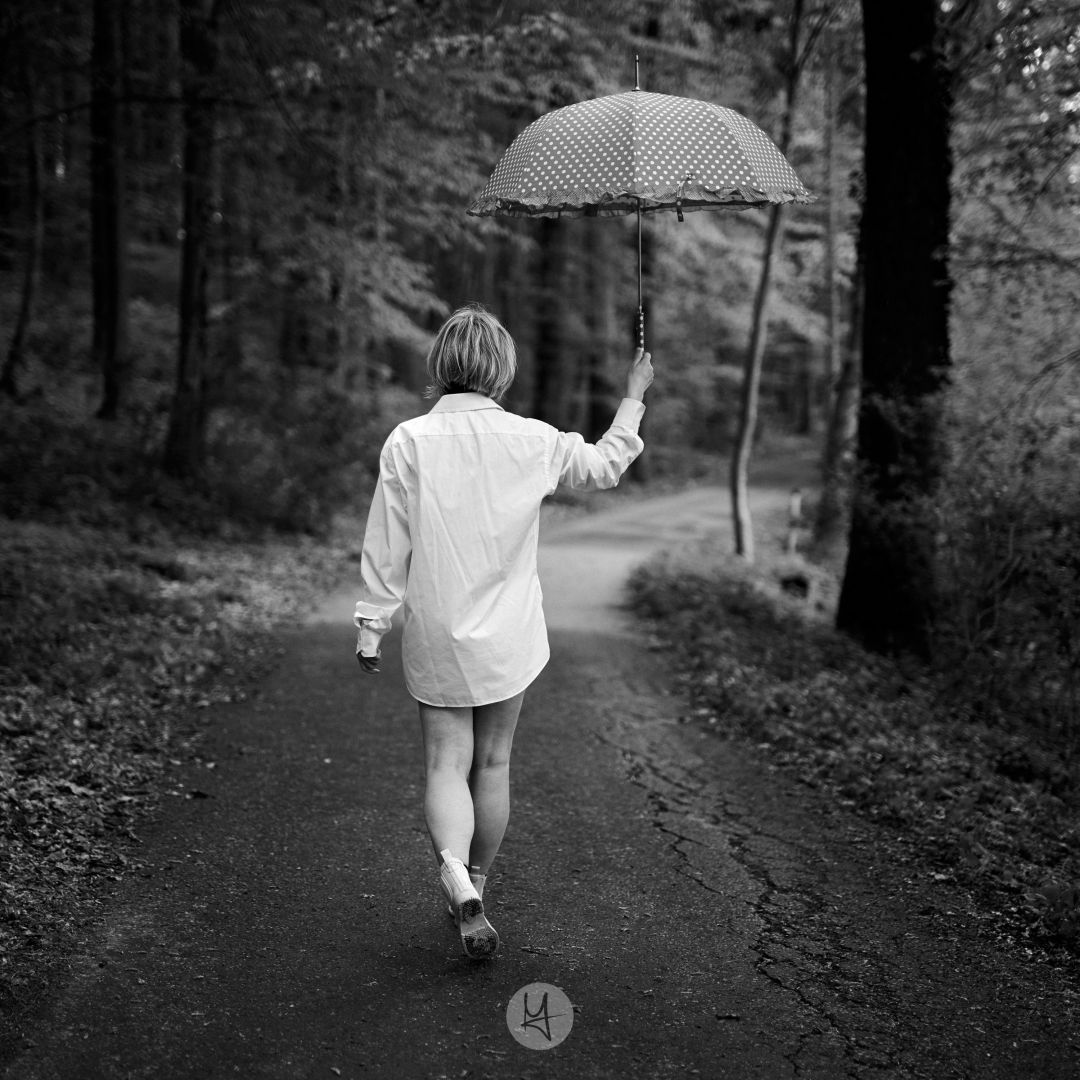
[418,703,475,865]
[468,692,525,875]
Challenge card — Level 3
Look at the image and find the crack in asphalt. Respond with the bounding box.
[548,485,1080,1079]
[597,711,921,1079]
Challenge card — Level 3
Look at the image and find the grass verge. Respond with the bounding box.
[0,514,357,1017]
[627,542,1080,957]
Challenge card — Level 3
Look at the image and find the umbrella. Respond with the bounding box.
[467,71,814,348]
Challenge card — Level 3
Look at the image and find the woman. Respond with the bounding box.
[355,303,653,959]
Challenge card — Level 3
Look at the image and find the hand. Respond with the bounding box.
[626,348,654,401]
[356,652,381,674]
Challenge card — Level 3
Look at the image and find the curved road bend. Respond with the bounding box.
[4,481,1079,1079]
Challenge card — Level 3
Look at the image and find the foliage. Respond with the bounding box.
[0,515,355,991]
[933,354,1080,751]
[932,0,1080,745]
[0,378,404,535]
[628,548,1080,950]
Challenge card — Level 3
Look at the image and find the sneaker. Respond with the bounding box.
[446,871,485,918]
[438,850,499,960]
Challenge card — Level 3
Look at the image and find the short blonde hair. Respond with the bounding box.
[425,303,517,400]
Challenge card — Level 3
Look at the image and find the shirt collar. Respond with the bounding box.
[429,392,505,414]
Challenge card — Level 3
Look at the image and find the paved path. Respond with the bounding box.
[4,481,1079,1078]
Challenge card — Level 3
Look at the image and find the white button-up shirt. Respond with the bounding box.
[354,392,645,707]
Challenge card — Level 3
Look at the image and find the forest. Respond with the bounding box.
[1,0,1080,1000]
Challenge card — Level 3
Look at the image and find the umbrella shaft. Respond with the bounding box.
[637,200,645,350]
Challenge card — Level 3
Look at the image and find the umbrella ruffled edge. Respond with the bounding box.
[466,184,816,218]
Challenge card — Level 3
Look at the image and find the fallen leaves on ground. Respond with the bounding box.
[627,546,1080,955]
[0,517,355,996]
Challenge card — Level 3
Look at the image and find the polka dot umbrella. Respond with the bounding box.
[467,82,814,348]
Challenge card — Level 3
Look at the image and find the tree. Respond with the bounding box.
[835,0,954,655]
[90,0,129,419]
[729,0,805,560]
[811,16,863,564]
[0,52,43,400]
[813,248,861,564]
[162,0,221,478]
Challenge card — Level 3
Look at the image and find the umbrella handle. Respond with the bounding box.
[637,306,645,352]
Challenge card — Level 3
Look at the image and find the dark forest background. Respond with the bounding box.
[4,0,1078,713]
[2,0,1080,973]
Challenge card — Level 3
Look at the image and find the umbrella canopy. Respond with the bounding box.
[467,90,813,220]
[467,88,814,348]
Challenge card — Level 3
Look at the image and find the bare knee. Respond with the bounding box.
[471,692,523,774]
[420,703,474,779]
[427,739,473,779]
[472,745,512,773]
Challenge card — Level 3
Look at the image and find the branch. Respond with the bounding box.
[794,0,852,74]
[968,348,1080,440]
[217,0,333,164]
[624,34,724,70]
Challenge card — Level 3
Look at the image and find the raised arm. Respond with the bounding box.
[354,440,412,670]
[549,349,654,492]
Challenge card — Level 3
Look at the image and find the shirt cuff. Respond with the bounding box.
[612,397,646,431]
[354,601,392,628]
[354,601,392,657]
[356,624,383,658]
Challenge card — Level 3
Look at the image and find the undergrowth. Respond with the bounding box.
[0,515,355,1006]
[627,547,1080,951]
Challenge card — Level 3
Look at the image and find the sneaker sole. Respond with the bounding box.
[459,910,499,960]
[457,897,483,922]
[447,879,485,919]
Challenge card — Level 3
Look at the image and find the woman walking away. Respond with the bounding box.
[354,303,653,959]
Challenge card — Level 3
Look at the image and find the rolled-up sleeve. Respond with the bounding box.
[548,398,645,493]
[354,441,411,656]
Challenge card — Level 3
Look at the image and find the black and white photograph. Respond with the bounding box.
[1,1,1079,1076]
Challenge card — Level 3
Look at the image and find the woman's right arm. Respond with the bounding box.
[354,440,412,669]
[548,350,653,492]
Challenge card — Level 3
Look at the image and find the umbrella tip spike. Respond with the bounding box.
[634,54,640,91]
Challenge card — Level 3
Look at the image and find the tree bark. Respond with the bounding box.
[1,61,44,400]
[729,0,805,558]
[91,0,129,419]
[814,251,863,565]
[835,0,954,655]
[589,224,620,442]
[534,217,568,428]
[162,0,220,478]
[823,27,842,390]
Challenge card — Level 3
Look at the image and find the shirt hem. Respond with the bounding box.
[406,653,550,709]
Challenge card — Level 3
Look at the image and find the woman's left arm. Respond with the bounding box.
[354,440,412,670]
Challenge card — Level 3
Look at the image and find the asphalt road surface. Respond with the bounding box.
[4,482,1079,1079]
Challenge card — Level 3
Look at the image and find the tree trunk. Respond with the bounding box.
[589,224,620,442]
[813,252,863,565]
[534,217,568,428]
[729,0,805,558]
[91,0,129,419]
[500,228,533,416]
[835,0,954,656]
[162,0,220,478]
[730,202,785,560]
[794,350,814,436]
[1,62,44,400]
[823,27,842,390]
